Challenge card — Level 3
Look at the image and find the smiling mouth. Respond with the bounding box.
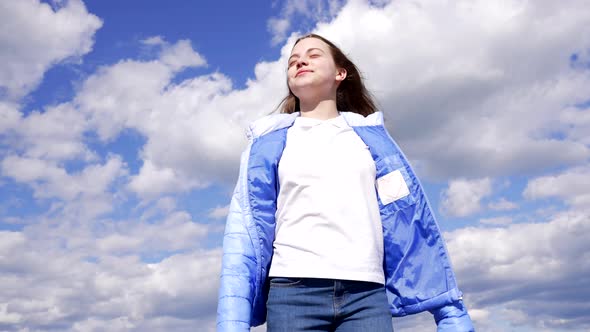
[296,70,312,77]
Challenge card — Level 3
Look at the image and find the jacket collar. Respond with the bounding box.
[246,111,384,140]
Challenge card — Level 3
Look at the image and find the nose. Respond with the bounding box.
[296,57,308,68]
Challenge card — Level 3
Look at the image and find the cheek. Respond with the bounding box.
[325,62,339,74]
[315,60,335,75]
[287,75,296,90]
[287,66,296,76]
[286,68,304,87]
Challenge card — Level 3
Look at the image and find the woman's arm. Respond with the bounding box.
[217,150,256,332]
[429,300,475,332]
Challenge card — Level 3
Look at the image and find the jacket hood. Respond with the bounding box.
[246,111,385,141]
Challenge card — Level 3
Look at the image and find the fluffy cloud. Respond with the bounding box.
[0,226,220,331]
[446,208,590,331]
[524,165,590,207]
[0,0,102,100]
[313,0,590,179]
[267,0,345,45]
[0,193,218,330]
[1,154,127,219]
[60,0,590,198]
[10,103,93,161]
[560,104,590,145]
[488,197,518,211]
[128,160,202,198]
[207,204,230,219]
[0,102,21,134]
[478,216,513,226]
[440,178,493,217]
[70,37,289,197]
[2,0,589,194]
[95,211,209,255]
[1,155,125,200]
[2,0,590,331]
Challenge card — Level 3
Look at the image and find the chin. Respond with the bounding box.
[289,81,317,93]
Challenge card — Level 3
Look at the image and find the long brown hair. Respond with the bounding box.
[277,34,377,117]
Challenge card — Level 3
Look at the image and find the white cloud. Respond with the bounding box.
[0,201,219,329]
[524,165,590,207]
[96,233,143,254]
[446,208,590,330]
[440,178,492,217]
[0,0,102,100]
[467,308,490,326]
[159,39,207,71]
[13,103,93,161]
[1,155,125,201]
[76,59,177,141]
[0,231,25,256]
[0,303,22,325]
[137,196,178,221]
[1,0,590,331]
[1,154,127,219]
[128,160,202,198]
[0,229,220,330]
[97,211,209,255]
[391,312,434,332]
[560,105,590,145]
[488,197,518,211]
[61,0,590,200]
[479,216,513,226]
[142,35,166,46]
[312,0,590,179]
[20,203,212,259]
[72,38,286,198]
[267,0,345,45]
[3,0,589,191]
[207,204,230,219]
[267,18,291,45]
[0,102,21,133]
[155,196,177,213]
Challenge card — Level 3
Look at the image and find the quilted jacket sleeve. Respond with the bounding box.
[216,149,256,332]
[430,300,475,332]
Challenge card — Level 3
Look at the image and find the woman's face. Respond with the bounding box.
[287,37,344,100]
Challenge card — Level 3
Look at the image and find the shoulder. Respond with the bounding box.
[247,112,299,140]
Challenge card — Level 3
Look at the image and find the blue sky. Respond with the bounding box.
[1,0,590,331]
[28,1,278,108]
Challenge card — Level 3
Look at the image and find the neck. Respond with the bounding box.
[299,98,339,120]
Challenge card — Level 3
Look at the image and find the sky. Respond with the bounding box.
[0,0,589,331]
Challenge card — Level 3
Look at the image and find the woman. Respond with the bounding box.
[217,34,474,332]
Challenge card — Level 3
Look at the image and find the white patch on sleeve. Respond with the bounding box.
[376,169,410,205]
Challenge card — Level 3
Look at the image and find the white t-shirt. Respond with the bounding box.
[268,114,385,284]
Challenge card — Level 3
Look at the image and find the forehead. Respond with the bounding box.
[290,37,330,55]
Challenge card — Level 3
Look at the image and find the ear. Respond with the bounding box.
[335,67,347,82]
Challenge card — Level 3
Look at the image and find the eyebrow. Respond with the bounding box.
[288,48,325,62]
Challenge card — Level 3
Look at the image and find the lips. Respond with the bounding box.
[295,69,312,77]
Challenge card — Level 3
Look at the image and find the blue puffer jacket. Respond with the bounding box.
[217,112,475,331]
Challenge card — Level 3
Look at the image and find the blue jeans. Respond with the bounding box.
[266,277,394,332]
